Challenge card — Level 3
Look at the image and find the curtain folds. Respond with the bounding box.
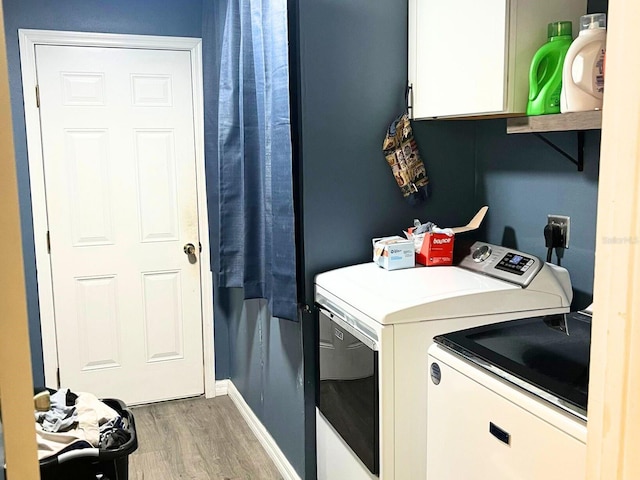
[203,0,298,321]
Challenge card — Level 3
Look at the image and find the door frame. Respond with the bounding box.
[18,29,216,399]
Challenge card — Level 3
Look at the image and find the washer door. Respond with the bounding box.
[317,310,379,475]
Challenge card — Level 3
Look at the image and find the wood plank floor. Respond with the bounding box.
[129,395,283,480]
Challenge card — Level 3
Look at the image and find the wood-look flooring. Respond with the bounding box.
[129,395,283,480]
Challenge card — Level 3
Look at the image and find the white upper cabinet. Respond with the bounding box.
[408,0,587,119]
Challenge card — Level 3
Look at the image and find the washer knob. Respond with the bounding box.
[472,245,492,262]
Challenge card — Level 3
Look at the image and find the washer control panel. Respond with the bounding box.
[458,242,543,287]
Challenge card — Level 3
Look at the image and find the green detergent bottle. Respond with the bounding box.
[527,21,573,115]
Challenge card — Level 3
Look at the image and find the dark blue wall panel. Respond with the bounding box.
[219,293,305,476]
[262,308,304,474]
[474,120,600,309]
[588,0,608,15]
[298,0,479,304]
[472,0,608,310]
[2,0,204,386]
[227,296,268,418]
[296,0,479,478]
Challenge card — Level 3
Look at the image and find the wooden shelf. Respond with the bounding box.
[506,110,602,134]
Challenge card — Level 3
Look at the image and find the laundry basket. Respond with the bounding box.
[38,398,138,480]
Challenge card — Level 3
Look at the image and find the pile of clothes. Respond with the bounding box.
[34,388,130,461]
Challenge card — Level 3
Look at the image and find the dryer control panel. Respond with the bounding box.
[458,242,543,287]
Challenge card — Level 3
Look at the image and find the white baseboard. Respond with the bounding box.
[227,380,301,480]
[215,379,229,396]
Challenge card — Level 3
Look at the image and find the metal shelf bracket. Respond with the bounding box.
[533,131,585,171]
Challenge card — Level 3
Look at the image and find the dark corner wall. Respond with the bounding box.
[473,0,608,310]
[3,0,204,387]
[475,121,600,309]
[298,2,479,303]
[296,0,479,477]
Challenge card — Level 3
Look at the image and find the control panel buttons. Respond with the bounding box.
[495,252,534,276]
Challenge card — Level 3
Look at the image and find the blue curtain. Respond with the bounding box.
[203,0,298,321]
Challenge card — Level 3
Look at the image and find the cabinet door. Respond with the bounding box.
[427,355,586,480]
[409,0,509,118]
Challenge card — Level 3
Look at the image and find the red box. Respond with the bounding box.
[416,232,455,266]
[408,206,488,267]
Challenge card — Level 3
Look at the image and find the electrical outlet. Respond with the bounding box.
[547,215,570,249]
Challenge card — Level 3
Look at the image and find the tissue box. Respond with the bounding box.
[373,236,415,270]
[416,232,455,266]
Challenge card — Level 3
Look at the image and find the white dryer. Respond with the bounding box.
[314,242,572,480]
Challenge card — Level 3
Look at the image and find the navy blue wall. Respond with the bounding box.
[296,0,479,477]
[297,1,479,307]
[472,0,608,310]
[215,291,305,475]
[2,0,204,386]
[474,121,600,309]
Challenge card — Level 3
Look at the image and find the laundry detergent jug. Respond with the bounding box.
[527,21,574,115]
[560,13,606,113]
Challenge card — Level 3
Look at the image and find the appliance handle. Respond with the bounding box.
[489,422,511,445]
[317,304,378,351]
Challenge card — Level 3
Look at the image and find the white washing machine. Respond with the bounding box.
[426,309,591,479]
[314,242,573,480]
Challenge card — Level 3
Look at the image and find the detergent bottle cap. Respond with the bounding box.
[548,21,572,39]
[580,13,606,32]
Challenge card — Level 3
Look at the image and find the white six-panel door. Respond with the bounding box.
[35,44,204,404]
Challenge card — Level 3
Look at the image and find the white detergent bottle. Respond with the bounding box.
[560,13,607,112]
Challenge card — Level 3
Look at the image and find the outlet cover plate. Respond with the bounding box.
[547,214,570,249]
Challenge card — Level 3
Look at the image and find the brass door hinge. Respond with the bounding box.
[36,84,40,108]
[46,230,51,254]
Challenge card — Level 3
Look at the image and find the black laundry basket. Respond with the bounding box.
[38,398,138,480]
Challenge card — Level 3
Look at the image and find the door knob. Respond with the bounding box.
[183,243,196,255]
